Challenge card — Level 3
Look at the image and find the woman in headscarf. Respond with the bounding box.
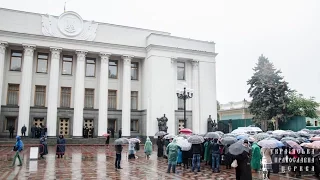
[235,139,252,180]
[204,139,210,165]
[39,135,48,158]
[128,141,136,159]
[56,135,66,158]
[166,138,179,173]
[144,137,153,159]
[261,147,272,179]
[250,142,261,172]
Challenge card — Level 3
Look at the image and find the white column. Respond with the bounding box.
[18,44,35,136]
[171,58,177,134]
[192,60,200,134]
[0,42,8,114]
[121,55,133,137]
[73,50,87,137]
[98,52,111,137]
[47,47,62,137]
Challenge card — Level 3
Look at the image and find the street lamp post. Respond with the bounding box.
[176,87,193,128]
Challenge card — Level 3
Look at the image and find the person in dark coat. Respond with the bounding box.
[157,136,164,157]
[118,128,122,138]
[31,125,35,138]
[225,144,232,169]
[21,125,27,137]
[39,136,48,158]
[56,135,66,158]
[9,125,14,138]
[191,144,202,172]
[44,126,47,136]
[182,149,191,169]
[40,125,45,137]
[106,135,110,145]
[235,140,252,180]
[115,144,123,169]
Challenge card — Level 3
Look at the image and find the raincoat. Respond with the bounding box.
[177,148,182,164]
[250,142,261,171]
[166,139,179,164]
[204,141,210,162]
[144,137,153,155]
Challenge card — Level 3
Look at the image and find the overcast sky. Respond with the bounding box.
[0,0,319,104]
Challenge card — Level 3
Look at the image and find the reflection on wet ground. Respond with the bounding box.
[0,146,318,180]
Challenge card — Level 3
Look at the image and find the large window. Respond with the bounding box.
[131,62,139,80]
[62,55,73,75]
[177,62,185,80]
[37,53,48,73]
[130,119,139,132]
[86,58,96,77]
[84,88,94,108]
[7,84,19,105]
[131,91,138,110]
[35,85,46,107]
[6,117,16,131]
[60,87,71,107]
[108,60,118,79]
[108,90,117,109]
[10,51,22,71]
[178,97,184,110]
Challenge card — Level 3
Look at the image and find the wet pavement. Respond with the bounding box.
[0,145,319,180]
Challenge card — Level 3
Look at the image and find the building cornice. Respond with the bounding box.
[146,44,218,58]
[147,33,215,44]
[0,30,146,57]
[0,8,170,35]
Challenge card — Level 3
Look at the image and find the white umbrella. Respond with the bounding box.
[176,138,192,151]
[163,134,176,140]
[188,135,204,144]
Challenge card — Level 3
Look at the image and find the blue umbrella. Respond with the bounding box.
[258,139,284,148]
[237,134,249,140]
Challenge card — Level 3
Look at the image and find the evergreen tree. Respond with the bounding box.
[247,55,290,131]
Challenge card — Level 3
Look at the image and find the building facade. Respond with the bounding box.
[218,99,253,120]
[0,9,217,138]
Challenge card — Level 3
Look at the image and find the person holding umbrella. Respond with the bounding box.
[229,139,252,180]
[211,138,221,173]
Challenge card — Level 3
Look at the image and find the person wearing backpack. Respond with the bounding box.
[11,135,23,166]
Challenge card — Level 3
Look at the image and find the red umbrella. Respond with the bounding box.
[180,128,192,134]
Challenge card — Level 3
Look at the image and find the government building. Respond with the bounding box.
[0,8,217,138]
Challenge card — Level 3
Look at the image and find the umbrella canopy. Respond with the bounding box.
[284,132,299,138]
[300,142,313,149]
[281,137,300,144]
[177,134,190,139]
[311,141,320,149]
[215,131,224,137]
[163,134,176,140]
[266,131,273,134]
[223,133,237,138]
[270,134,283,140]
[180,128,193,134]
[114,138,129,145]
[248,136,256,142]
[176,138,192,151]
[237,134,249,140]
[205,132,220,139]
[220,137,237,145]
[273,130,289,136]
[129,138,141,143]
[102,133,110,137]
[155,131,167,136]
[254,133,270,141]
[296,137,307,143]
[187,135,204,144]
[229,140,250,155]
[311,137,320,141]
[257,139,284,148]
[283,140,303,150]
[297,131,311,138]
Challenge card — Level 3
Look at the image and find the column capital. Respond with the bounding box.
[122,55,133,65]
[50,47,62,52]
[75,50,87,61]
[0,41,8,54]
[22,44,36,56]
[171,57,177,63]
[191,60,199,68]
[100,52,111,64]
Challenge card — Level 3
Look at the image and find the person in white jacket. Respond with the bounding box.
[261,147,272,180]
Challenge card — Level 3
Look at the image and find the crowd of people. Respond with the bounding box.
[156,135,320,180]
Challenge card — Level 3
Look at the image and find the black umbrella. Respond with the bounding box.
[229,140,250,155]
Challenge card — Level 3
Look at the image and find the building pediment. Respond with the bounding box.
[41,11,98,41]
